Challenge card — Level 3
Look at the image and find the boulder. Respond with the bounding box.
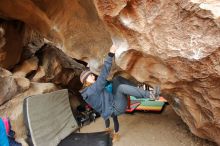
[0,82,58,146]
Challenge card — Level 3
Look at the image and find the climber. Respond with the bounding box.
[79,45,160,142]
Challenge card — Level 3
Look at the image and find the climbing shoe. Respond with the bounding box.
[112,132,120,142]
[105,128,113,137]
[149,86,160,100]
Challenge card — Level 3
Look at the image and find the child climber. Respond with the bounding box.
[79,45,160,142]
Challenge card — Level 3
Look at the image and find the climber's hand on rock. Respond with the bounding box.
[110,45,117,54]
[110,36,121,54]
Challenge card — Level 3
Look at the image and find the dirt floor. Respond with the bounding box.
[80,105,217,146]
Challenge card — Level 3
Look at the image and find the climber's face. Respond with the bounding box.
[86,74,96,83]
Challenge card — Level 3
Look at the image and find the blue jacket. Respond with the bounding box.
[80,54,114,120]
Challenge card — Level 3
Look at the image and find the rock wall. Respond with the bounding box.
[0,0,112,71]
[0,20,25,69]
[0,44,85,145]
[94,0,220,144]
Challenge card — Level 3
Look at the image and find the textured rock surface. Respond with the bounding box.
[0,68,31,105]
[0,0,220,145]
[94,0,220,144]
[32,45,84,88]
[0,82,58,146]
[0,27,5,48]
[13,57,39,78]
[0,21,25,69]
[0,44,84,144]
[0,0,112,72]
[0,68,18,105]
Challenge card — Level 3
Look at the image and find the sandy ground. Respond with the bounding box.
[80,105,217,146]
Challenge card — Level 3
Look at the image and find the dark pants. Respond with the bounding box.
[105,114,119,132]
[112,76,150,115]
[104,76,150,133]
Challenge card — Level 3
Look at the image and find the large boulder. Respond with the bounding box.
[94,0,220,144]
[32,45,85,89]
[0,82,58,146]
[0,68,18,105]
[0,68,30,105]
[0,0,112,72]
